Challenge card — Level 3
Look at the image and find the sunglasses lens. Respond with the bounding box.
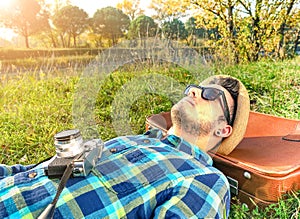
[202,88,220,100]
[184,88,188,95]
[184,86,193,95]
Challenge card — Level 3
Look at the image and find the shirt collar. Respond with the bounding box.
[161,134,213,166]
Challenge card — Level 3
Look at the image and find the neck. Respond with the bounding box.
[168,126,217,152]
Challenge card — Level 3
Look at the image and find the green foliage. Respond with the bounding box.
[149,0,189,22]
[0,56,299,218]
[0,48,101,72]
[1,57,299,164]
[0,48,103,60]
[52,5,89,47]
[93,63,194,139]
[0,72,78,164]
[1,55,94,72]
[189,0,300,62]
[229,191,300,219]
[185,17,207,46]
[1,0,300,63]
[116,0,144,21]
[218,58,300,119]
[128,15,158,39]
[91,7,130,46]
[162,19,188,40]
[0,62,194,165]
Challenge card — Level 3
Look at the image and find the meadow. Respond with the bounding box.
[0,55,299,218]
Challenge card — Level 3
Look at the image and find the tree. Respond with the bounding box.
[267,0,298,58]
[128,15,158,47]
[0,0,49,48]
[290,9,300,54]
[190,0,240,63]
[52,5,89,47]
[91,7,130,46]
[161,19,188,41]
[128,15,158,38]
[116,0,144,21]
[185,17,207,46]
[189,0,300,62]
[33,0,59,48]
[235,0,299,60]
[31,9,58,48]
[149,0,189,24]
[51,0,71,12]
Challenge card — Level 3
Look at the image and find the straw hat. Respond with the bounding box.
[201,75,250,155]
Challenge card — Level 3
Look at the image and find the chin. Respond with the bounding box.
[171,106,214,137]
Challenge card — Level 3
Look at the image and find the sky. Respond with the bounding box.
[70,0,152,16]
[0,0,153,41]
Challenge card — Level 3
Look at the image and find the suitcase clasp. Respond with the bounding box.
[227,176,239,196]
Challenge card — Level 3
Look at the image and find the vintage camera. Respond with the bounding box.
[45,129,103,178]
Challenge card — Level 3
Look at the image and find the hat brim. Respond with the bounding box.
[201,75,250,155]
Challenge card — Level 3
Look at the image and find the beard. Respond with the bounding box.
[171,99,214,137]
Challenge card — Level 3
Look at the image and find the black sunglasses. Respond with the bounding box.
[184,84,231,125]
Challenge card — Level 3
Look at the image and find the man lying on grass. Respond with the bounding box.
[0,75,249,218]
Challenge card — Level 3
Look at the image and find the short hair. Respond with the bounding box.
[207,77,239,125]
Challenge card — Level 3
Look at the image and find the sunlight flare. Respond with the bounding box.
[0,0,14,9]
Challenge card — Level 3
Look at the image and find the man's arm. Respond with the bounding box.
[153,173,230,219]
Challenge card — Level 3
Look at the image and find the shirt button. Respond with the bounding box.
[28,172,37,178]
[110,148,117,153]
[143,139,150,144]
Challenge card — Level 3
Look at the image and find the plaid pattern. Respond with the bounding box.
[0,130,230,218]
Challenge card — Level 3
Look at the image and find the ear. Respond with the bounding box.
[215,125,233,138]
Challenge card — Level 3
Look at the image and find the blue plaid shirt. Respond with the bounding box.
[0,130,230,218]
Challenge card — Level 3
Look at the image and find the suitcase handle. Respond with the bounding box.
[282,123,300,142]
[282,134,300,142]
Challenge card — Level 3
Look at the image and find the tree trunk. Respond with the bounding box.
[277,0,296,59]
[73,35,77,48]
[24,25,30,48]
[252,16,261,62]
[67,35,71,48]
[293,30,300,53]
[50,30,57,48]
[25,35,30,48]
[60,33,65,47]
[227,4,239,63]
[277,23,286,59]
[249,0,262,62]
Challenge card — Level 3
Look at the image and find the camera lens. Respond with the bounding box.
[54,129,84,158]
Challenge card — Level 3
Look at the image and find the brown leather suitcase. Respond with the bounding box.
[145,111,300,209]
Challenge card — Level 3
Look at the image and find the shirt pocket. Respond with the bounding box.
[93,147,166,196]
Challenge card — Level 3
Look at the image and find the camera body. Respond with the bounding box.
[45,129,103,178]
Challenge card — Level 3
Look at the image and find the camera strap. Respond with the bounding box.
[38,155,80,219]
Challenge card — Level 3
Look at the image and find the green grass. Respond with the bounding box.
[0,57,299,218]
[218,58,300,119]
[230,191,300,219]
[0,70,78,163]
[0,55,94,72]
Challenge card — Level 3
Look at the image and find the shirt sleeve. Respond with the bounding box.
[153,173,231,219]
[0,164,34,179]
